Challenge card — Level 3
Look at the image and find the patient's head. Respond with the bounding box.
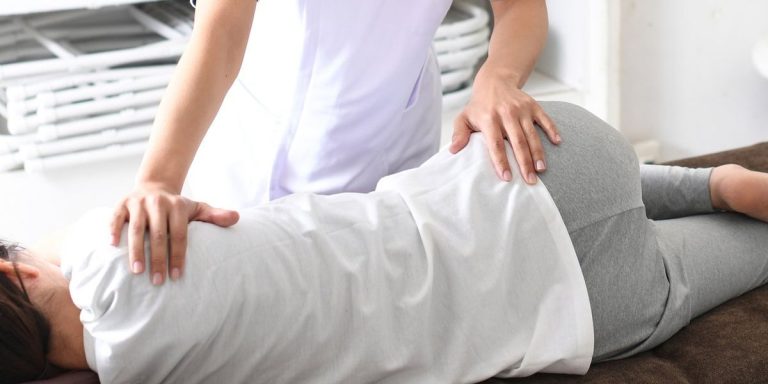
[0,241,51,383]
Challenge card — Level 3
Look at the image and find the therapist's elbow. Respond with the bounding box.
[190,0,257,75]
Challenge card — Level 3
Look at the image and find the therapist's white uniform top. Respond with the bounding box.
[185,0,454,208]
[63,136,594,384]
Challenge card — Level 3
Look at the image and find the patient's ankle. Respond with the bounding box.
[709,164,743,211]
[710,164,768,222]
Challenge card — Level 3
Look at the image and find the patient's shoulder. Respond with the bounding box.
[61,208,132,317]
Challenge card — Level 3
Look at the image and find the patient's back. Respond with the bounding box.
[62,192,424,383]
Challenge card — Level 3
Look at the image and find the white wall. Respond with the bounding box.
[620,0,768,161]
[538,0,589,90]
[538,0,620,125]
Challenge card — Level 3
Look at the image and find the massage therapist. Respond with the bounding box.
[110,0,561,285]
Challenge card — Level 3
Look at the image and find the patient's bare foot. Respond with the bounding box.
[710,164,768,222]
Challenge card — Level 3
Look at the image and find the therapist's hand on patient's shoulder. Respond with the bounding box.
[109,183,240,286]
[450,64,561,185]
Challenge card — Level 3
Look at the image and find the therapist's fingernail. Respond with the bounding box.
[171,268,181,281]
[132,261,143,274]
[503,170,512,181]
[555,134,562,143]
[536,160,546,171]
[152,273,163,286]
[528,172,538,184]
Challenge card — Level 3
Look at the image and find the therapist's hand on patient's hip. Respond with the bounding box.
[109,183,240,286]
[450,64,561,185]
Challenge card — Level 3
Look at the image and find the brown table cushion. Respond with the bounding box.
[489,142,768,384]
[664,142,768,171]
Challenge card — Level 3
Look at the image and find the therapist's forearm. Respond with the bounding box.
[137,0,257,192]
[483,0,548,87]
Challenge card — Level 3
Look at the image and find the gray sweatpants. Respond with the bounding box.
[535,102,768,362]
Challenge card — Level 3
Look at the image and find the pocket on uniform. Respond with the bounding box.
[404,58,428,111]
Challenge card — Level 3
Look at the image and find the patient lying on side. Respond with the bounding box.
[2,102,768,384]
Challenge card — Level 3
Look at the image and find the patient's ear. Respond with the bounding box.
[0,259,40,283]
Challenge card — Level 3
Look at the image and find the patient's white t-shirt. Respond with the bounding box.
[61,135,593,384]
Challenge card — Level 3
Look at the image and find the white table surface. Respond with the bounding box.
[0,0,161,16]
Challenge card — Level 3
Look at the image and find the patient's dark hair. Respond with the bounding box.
[0,240,51,384]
